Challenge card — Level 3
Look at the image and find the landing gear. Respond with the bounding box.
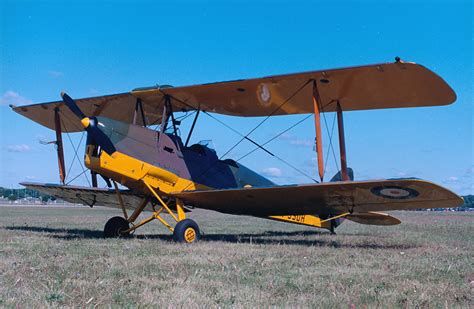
[104,216,130,238]
[103,180,201,242]
[173,219,201,243]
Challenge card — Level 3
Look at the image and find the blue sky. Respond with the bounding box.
[0,0,472,195]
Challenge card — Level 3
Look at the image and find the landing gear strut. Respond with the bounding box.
[103,180,201,243]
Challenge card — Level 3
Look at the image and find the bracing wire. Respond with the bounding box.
[158,79,312,159]
[323,112,338,176]
[202,111,274,157]
[66,169,89,185]
[236,114,313,161]
[60,114,91,187]
[320,108,340,174]
[219,80,312,159]
[65,132,85,180]
[161,79,317,190]
[64,129,91,187]
[203,112,318,183]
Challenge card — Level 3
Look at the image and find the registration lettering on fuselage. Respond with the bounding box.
[286,215,305,223]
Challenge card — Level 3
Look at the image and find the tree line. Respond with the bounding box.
[0,187,55,203]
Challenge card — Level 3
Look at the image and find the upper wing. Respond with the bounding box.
[12,62,455,132]
[158,61,455,116]
[21,182,147,210]
[172,179,463,216]
[11,93,152,133]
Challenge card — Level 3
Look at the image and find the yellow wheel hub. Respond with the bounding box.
[184,227,196,243]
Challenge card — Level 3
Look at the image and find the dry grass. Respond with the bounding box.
[0,205,472,307]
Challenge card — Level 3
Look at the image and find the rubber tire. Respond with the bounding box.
[104,216,130,238]
[173,219,201,243]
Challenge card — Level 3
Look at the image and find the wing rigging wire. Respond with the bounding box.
[320,102,340,175]
[60,113,91,187]
[202,111,318,183]
[159,79,318,188]
[202,111,275,157]
[322,112,339,176]
[65,169,90,185]
[218,79,312,159]
[236,114,312,161]
[65,131,85,180]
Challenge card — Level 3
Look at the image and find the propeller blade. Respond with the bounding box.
[61,92,86,119]
[86,118,116,155]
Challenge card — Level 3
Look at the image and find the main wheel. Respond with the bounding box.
[173,219,201,243]
[104,216,130,238]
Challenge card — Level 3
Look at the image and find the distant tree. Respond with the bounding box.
[41,195,49,203]
[463,195,473,207]
[8,194,17,201]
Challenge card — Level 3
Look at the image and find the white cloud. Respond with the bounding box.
[261,167,282,178]
[25,176,37,180]
[442,168,474,195]
[290,139,313,147]
[279,133,313,148]
[0,91,32,106]
[7,144,31,153]
[47,70,64,77]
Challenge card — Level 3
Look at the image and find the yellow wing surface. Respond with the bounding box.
[12,62,455,132]
[172,179,463,217]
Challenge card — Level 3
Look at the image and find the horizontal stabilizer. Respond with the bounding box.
[346,212,401,226]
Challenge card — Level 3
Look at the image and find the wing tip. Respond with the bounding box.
[414,62,457,106]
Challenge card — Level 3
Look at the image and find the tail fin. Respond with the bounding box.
[330,168,354,182]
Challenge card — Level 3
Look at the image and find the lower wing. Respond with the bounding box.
[20,182,146,210]
[172,179,463,217]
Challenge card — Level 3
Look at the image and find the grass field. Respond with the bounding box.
[0,205,472,307]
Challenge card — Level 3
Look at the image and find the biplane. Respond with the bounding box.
[11,59,463,243]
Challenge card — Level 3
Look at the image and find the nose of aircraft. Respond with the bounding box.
[60,92,117,155]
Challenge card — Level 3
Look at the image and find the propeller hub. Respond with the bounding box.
[81,117,90,128]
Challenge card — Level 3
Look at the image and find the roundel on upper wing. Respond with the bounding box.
[371,186,419,200]
[257,83,271,105]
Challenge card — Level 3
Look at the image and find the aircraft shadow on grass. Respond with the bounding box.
[5,225,418,250]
